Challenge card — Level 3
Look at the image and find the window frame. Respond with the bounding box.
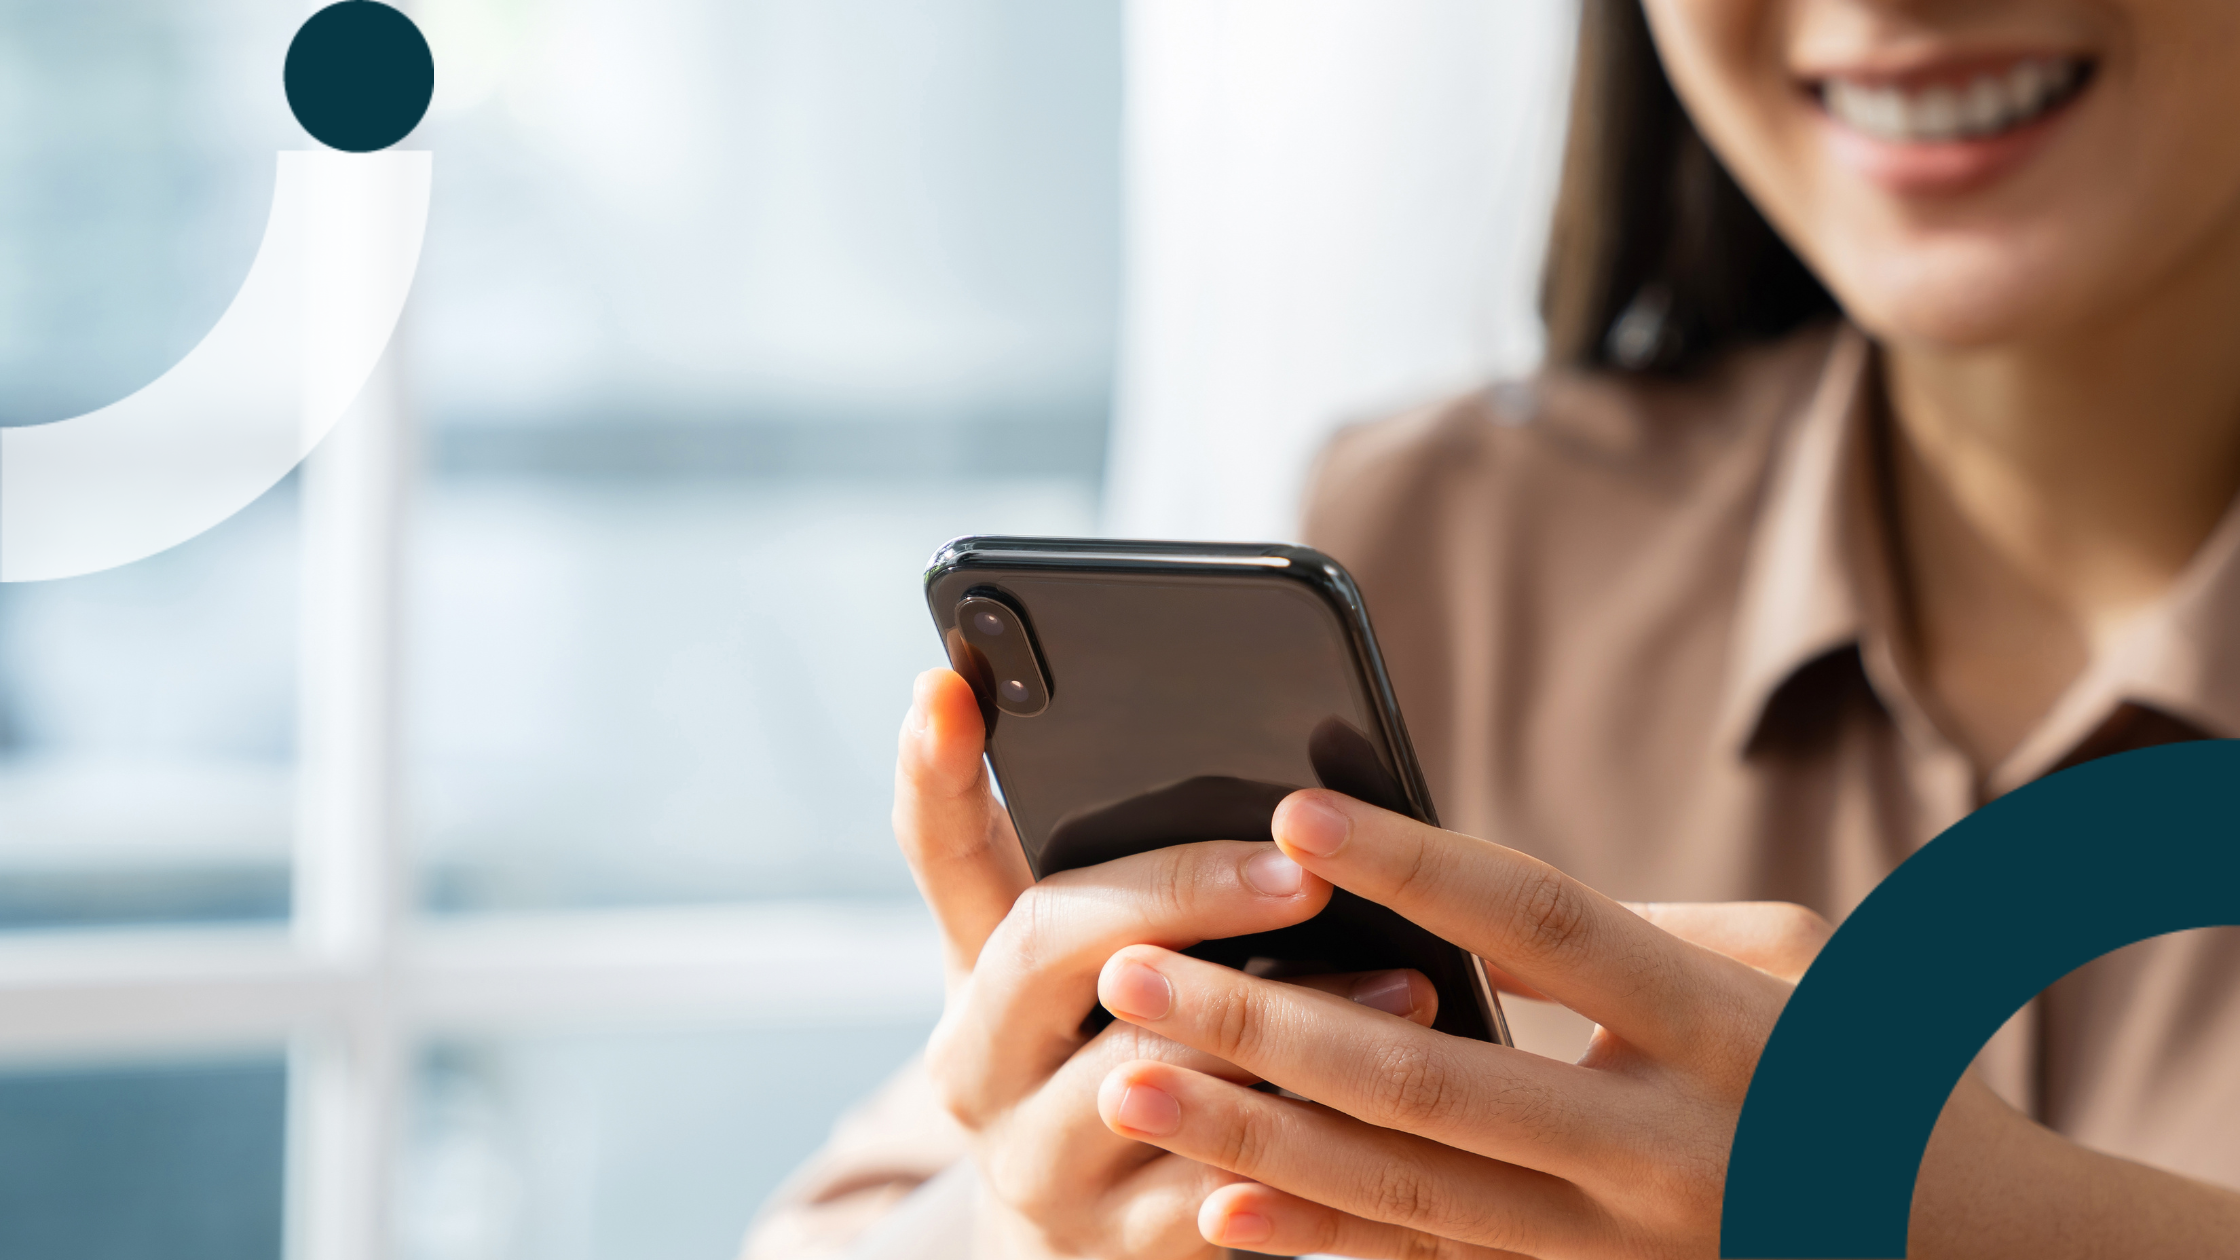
[0,358,941,1260]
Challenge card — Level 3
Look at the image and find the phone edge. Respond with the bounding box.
[923,535,1515,1047]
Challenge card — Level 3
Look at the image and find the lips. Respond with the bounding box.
[1803,54,2095,194]
[1816,57,2091,145]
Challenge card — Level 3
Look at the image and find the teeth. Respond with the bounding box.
[2011,59,2047,107]
[1912,85,1961,140]
[1822,57,2084,143]
[1962,76,2005,132]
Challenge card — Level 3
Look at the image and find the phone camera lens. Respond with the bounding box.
[999,679,1030,704]
[972,609,1006,637]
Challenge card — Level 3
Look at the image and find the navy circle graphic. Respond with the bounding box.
[284,1,435,153]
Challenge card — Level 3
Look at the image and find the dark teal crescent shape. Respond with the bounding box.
[1722,739,2240,1258]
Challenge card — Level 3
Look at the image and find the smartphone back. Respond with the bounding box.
[924,536,1507,1043]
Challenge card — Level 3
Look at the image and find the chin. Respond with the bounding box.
[1846,286,2048,351]
[1818,231,2090,352]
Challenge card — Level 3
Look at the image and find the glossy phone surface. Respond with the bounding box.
[924,536,1510,1044]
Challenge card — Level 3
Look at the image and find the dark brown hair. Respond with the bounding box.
[1540,0,1837,374]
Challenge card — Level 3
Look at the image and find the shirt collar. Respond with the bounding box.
[1993,491,2240,787]
[1717,325,1876,752]
[1720,321,2240,782]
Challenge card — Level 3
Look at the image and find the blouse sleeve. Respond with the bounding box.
[737,1053,970,1259]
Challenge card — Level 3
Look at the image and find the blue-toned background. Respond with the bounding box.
[0,0,1115,1256]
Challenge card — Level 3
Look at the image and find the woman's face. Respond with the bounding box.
[1642,0,2240,348]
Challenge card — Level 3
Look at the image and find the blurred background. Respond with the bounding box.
[0,1,1569,1256]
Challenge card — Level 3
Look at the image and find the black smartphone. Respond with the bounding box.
[923,535,1511,1045]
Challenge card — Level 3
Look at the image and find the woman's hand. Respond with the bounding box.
[1093,789,2240,1258]
[895,671,1439,1259]
[1083,788,1811,1258]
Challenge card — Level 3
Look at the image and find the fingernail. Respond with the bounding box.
[1104,959,1173,1021]
[1349,970,1416,1018]
[1243,848,1304,896]
[1114,1081,1181,1137]
[1211,1211,1273,1246]
[1277,794,1350,857]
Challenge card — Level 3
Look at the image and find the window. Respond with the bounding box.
[5,2,1577,1253]
[0,1,1118,1256]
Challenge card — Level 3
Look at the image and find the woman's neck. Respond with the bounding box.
[1879,228,2240,773]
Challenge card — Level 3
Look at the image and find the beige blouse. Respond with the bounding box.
[743,321,2240,1256]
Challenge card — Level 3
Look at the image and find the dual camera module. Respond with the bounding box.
[953,595,1051,717]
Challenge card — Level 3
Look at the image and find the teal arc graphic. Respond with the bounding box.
[1721,739,2240,1257]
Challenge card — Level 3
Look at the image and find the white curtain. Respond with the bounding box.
[1106,0,1578,542]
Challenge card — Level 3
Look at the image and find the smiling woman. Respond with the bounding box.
[752,0,2240,1257]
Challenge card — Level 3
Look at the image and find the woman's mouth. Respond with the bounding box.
[1806,55,2094,193]
[1817,57,2090,144]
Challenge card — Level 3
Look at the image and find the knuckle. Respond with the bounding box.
[1364,1154,1442,1230]
[990,884,1060,974]
[927,1066,980,1132]
[1146,845,1194,923]
[1363,1148,1491,1245]
[922,1026,986,1131]
[1213,1102,1273,1175]
[931,1081,976,1130]
[1365,1042,1464,1132]
[1209,979,1271,1064]
[1515,867,1593,962]
[1386,832,1446,907]
[1492,1075,1569,1149]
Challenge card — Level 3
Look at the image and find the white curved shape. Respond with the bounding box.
[0,151,431,582]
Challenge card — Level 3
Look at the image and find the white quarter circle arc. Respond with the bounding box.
[0,150,430,582]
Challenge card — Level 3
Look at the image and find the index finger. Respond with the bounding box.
[1270,789,1714,1055]
[895,668,1034,979]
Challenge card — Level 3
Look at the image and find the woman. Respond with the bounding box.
[748,0,2240,1255]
